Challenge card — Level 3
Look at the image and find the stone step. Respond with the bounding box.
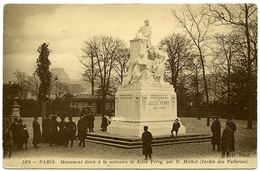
[86,133,210,141]
[85,139,140,149]
[86,134,211,145]
[85,134,212,148]
[86,138,211,149]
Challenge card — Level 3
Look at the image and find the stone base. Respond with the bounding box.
[107,120,186,138]
[107,82,186,138]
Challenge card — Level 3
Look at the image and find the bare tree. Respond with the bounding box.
[13,70,29,99]
[212,33,241,119]
[208,4,257,128]
[67,84,86,95]
[189,57,203,119]
[159,33,193,91]
[27,73,40,100]
[56,82,70,98]
[112,48,130,85]
[79,43,99,95]
[80,36,126,117]
[172,5,212,126]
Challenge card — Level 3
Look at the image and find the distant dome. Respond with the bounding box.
[51,68,70,82]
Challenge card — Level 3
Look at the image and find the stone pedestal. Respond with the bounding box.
[9,100,21,122]
[129,38,148,62]
[108,82,186,137]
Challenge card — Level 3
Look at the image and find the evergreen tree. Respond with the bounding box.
[35,43,52,123]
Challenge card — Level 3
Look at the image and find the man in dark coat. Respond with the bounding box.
[66,116,76,148]
[81,108,89,133]
[32,116,42,148]
[17,119,25,150]
[49,115,59,146]
[226,118,236,151]
[221,123,234,157]
[42,115,51,143]
[142,126,153,160]
[77,115,87,147]
[101,115,108,132]
[10,118,19,147]
[87,112,95,133]
[58,116,67,146]
[171,118,181,137]
[210,116,221,151]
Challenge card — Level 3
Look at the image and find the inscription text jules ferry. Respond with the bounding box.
[148,95,169,109]
[119,94,170,107]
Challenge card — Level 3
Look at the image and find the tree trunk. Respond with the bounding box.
[41,100,47,125]
[91,80,94,95]
[245,4,253,129]
[195,70,201,120]
[199,49,210,126]
[227,58,231,119]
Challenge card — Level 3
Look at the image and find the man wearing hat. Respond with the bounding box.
[10,118,19,147]
[77,115,87,147]
[32,116,42,148]
[171,118,181,137]
[221,122,234,157]
[226,118,237,151]
[142,126,153,160]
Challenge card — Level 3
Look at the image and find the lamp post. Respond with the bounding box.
[55,76,58,99]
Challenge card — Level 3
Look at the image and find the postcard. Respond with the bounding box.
[2,3,257,169]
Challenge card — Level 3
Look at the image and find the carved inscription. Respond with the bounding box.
[119,94,133,99]
[148,95,170,110]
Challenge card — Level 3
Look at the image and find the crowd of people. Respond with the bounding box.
[210,117,237,158]
[41,108,95,148]
[9,107,96,149]
[10,118,29,150]
[9,110,237,159]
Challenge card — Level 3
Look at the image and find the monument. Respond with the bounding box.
[108,19,185,137]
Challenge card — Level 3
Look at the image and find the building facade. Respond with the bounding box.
[70,94,115,115]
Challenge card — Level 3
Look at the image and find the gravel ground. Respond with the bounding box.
[3,116,257,168]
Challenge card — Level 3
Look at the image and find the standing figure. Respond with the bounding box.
[77,115,87,147]
[152,45,168,82]
[66,116,76,148]
[42,115,51,143]
[58,116,67,146]
[136,19,152,48]
[10,118,19,147]
[81,108,89,133]
[101,115,108,132]
[210,116,221,151]
[221,123,234,158]
[49,115,59,146]
[87,112,95,133]
[171,118,181,137]
[142,126,153,160]
[32,116,42,148]
[17,119,25,150]
[226,118,236,151]
[21,124,29,149]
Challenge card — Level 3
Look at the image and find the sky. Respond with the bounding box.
[2,2,258,83]
[2,4,187,83]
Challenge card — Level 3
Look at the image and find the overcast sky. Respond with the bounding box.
[3,4,193,83]
[3,4,187,83]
